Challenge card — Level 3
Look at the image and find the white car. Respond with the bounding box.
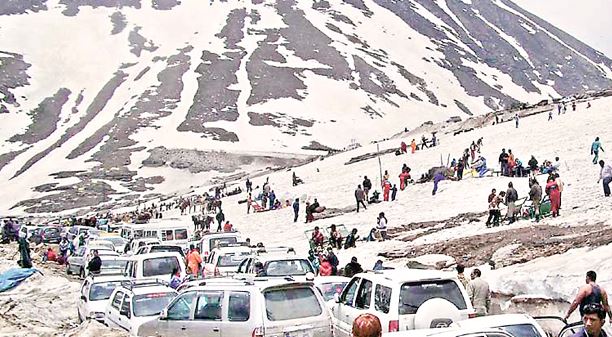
[204,245,253,277]
[332,269,476,336]
[197,232,242,260]
[129,238,162,254]
[99,236,128,253]
[77,273,129,323]
[135,244,185,258]
[104,279,177,336]
[88,240,116,252]
[67,246,118,278]
[237,254,316,280]
[383,327,516,337]
[124,252,187,283]
[451,314,548,337]
[138,277,333,337]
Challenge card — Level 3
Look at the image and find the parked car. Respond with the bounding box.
[67,246,118,278]
[129,238,162,254]
[104,279,177,336]
[135,244,185,258]
[237,254,316,280]
[77,273,129,323]
[197,232,242,259]
[383,327,516,337]
[204,245,253,277]
[29,226,62,244]
[99,236,128,254]
[67,225,95,240]
[124,252,186,283]
[332,269,475,336]
[138,277,333,337]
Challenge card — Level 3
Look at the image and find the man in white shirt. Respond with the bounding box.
[598,160,612,197]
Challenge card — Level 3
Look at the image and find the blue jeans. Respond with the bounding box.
[604,177,612,196]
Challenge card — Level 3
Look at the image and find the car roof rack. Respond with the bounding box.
[255,246,296,255]
[120,278,168,290]
[218,242,250,248]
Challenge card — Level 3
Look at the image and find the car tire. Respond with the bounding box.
[66,263,72,275]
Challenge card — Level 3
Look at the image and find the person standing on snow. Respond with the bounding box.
[564,270,612,321]
[362,176,372,202]
[292,198,300,222]
[545,175,561,217]
[529,178,543,222]
[592,137,604,164]
[467,268,491,316]
[376,212,388,241]
[382,180,391,201]
[391,184,398,201]
[355,185,367,212]
[499,149,509,176]
[597,160,612,197]
[411,139,417,154]
[400,141,407,154]
[432,171,445,195]
[215,209,225,232]
[514,113,520,128]
[505,182,518,223]
[548,110,553,121]
[485,189,497,227]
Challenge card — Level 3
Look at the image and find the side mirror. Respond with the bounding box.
[305,272,315,282]
[334,293,340,303]
[80,295,87,302]
[120,307,131,319]
[159,308,168,320]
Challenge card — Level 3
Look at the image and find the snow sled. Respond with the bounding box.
[251,202,271,213]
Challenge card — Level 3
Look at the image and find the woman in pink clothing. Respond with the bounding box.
[545,176,561,217]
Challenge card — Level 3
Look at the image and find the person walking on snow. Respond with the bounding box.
[432,171,445,195]
[215,210,225,232]
[598,160,612,197]
[411,139,416,154]
[564,270,612,321]
[548,110,553,121]
[592,137,604,164]
[292,198,300,222]
[247,193,252,214]
[468,268,491,316]
[391,184,398,201]
[355,185,367,212]
[400,141,407,154]
[485,189,497,227]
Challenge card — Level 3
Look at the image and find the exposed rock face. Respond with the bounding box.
[0,0,611,213]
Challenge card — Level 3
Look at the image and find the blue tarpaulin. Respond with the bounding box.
[0,268,40,293]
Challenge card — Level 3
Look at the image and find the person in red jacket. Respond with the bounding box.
[400,141,407,154]
[383,180,391,201]
[318,256,332,276]
[223,221,233,232]
[546,176,561,217]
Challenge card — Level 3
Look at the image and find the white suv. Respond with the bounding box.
[138,277,333,337]
[332,269,475,336]
[236,254,316,280]
[104,279,177,336]
[124,252,187,283]
[77,273,129,323]
[204,245,254,277]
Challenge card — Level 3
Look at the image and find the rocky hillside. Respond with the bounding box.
[0,0,611,213]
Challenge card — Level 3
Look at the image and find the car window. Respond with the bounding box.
[264,287,322,321]
[264,259,313,276]
[167,292,196,321]
[209,237,237,250]
[175,229,188,240]
[194,291,224,321]
[228,292,250,322]
[162,230,174,241]
[120,296,131,316]
[111,291,124,309]
[319,282,348,302]
[374,284,392,314]
[133,292,176,317]
[355,279,373,309]
[399,280,467,315]
[218,253,251,267]
[101,259,128,270]
[90,281,123,301]
[340,278,360,306]
[500,324,543,337]
[142,256,180,277]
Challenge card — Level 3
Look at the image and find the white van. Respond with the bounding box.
[121,219,192,249]
[197,232,242,260]
[138,277,333,337]
[124,252,187,283]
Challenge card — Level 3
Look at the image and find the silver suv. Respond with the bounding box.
[138,277,333,337]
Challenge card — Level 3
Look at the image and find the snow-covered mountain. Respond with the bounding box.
[0,0,611,214]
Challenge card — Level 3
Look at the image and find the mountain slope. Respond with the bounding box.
[0,0,611,213]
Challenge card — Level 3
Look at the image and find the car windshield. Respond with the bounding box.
[104,237,124,245]
[264,287,322,321]
[142,256,180,277]
[500,324,543,337]
[89,281,123,301]
[101,259,128,270]
[218,252,251,267]
[208,237,238,250]
[264,259,313,276]
[319,282,347,301]
[133,293,176,317]
[399,280,467,315]
[150,246,184,257]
